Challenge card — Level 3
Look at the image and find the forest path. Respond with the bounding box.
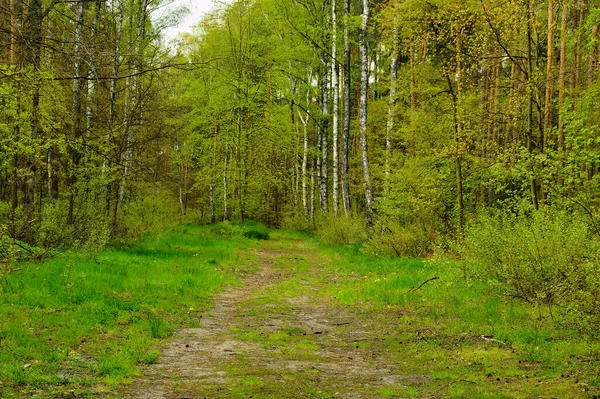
[122,232,416,398]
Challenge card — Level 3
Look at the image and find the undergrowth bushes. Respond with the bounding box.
[211,221,270,240]
[364,222,434,258]
[460,210,600,335]
[315,213,367,246]
[280,212,314,233]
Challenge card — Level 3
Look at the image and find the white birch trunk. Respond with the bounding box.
[385,17,399,197]
[223,142,229,221]
[331,0,340,216]
[320,60,329,212]
[359,0,373,226]
[341,0,351,215]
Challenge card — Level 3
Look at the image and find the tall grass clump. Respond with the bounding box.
[460,210,600,335]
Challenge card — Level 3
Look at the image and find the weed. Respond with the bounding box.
[149,314,170,339]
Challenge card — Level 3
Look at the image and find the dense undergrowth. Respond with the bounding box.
[0,223,263,398]
[306,207,600,338]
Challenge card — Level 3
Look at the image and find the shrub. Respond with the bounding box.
[460,210,600,335]
[210,221,270,240]
[316,213,367,246]
[280,211,314,233]
[210,221,243,238]
[243,229,270,240]
[365,223,434,258]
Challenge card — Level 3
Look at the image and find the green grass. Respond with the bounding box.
[311,241,600,397]
[0,223,256,398]
[2,224,599,398]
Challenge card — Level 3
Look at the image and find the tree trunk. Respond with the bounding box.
[25,0,44,228]
[527,0,540,210]
[210,127,217,223]
[409,36,416,155]
[331,0,340,216]
[558,0,569,151]
[86,0,101,131]
[310,154,316,224]
[299,77,311,220]
[10,0,17,64]
[588,25,598,88]
[543,0,556,151]
[341,0,351,215]
[359,0,373,227]
[68,0,86,225]
[301,110,309,220]
[320,60,329,213]
[223,143,229,221]
[385,17,399,196]
[117,0,148,215]
[454,34,465,231]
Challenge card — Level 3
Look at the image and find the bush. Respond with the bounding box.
[316,213,367,246]
[365,223,434,258]
[460,210,600,335]
[210,221,243,238]
[280,211,314,233]
[210,221,270,240]
[118,184,181,240]
[243,228,270,240]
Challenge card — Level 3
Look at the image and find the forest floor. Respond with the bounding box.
[118,230,598,399]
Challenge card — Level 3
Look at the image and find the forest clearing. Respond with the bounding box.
[0,224,598,398]
[3,0,600,396]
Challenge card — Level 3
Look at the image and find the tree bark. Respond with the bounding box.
[527,0,540,210]
[558,0,569,151]
[320,59,329,213]
[25,0,44,227]
[210,127,217,223]
[223,143,229,221]
[454,34,465,231]
[543,0,556,151]
[300,109,309,220]
[9,0,17,64]
[68,0,86,225]
[341,0,351,215]
[359,0,373,227]
[385,17,399,196]
[332,0,340,216]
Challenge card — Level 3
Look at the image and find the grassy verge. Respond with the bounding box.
[314,241,600,397]
[0,223,258,398]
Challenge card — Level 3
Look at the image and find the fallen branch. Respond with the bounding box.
[406,277,440,294]
[480,335,506,346]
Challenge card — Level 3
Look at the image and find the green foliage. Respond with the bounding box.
[210,221,244,238]
[243,229,270,241]
[460,210,600,335]
[315,213,367,246]
[365,222,434,258]
[280,212,314,233]
[118,184,181,240]
[211,221,270,240]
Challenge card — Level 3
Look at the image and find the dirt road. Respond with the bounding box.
[122,236,416,398]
